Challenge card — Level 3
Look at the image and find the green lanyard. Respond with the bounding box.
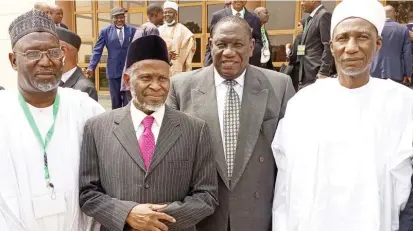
[18,92,60,194]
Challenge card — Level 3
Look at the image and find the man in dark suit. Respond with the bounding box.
[167,16,295,231]
[254,6,274,70]
[371,5,412,85]
[86,7,136,109]
[288,18,307,91]
[79,35,218,231]
[50,4,68,29]
[399,174,413,231]
[299,0,333,89]
[56,27,98,101]
[204,1,262,67]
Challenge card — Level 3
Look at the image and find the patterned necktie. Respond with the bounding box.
[235,12,241,17]
[139,116,155,169]
[118,27,124,46]
[223,80,240,179]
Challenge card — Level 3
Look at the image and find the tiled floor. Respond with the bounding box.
[98,93,112,111]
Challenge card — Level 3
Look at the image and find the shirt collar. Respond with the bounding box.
[231,6,245,18]
[130,103,165,131]
[61,66,77,83]
[214,68,246,87]
[310,4,323,17]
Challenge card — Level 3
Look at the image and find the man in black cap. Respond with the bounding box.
[79,35,218,231]
[57,27,98,101]
[0,9,104,231]
[86,6,136,110]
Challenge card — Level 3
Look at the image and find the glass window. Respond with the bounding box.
[75,0,92,11]
[207,4,223,32]
[126,13,144,27]
[179,6,202,34]
[78,42,93,64]
[266,0,296,30]
[98,13,112,32]
[98,1,118,11]
[388,1,413,23]
[148,0,165,5]
[180,1,200,3]
[268,35,294,62]
[193,37,201,63]
[76,14,94,38]
[99,67,109,90]
[122,0,144,9]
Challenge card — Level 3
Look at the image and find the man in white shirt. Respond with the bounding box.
[79,35,218,231]
[272,1,413,230]
[0,10,105,231]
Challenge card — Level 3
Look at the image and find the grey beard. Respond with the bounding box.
[131,88,164,112]
[166,20,176,26]
[31,79,59,92]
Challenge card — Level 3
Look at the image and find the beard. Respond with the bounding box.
[131,88,164,112]
[31,78,59,92]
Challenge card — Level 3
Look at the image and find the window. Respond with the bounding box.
[126,13,144,27]
[207,4,223,33]
[388,1,413,23]
[179,6,203,34]
[269,35,294,62]
[193,37,201,63]
[266,0,296,30]
[76,14,94,38]
[122,0,145,8]
[98,13,112,32]
[78,42,93,64]
[99,67,109,90]
[75,0,92,11]
[98,1,118,11]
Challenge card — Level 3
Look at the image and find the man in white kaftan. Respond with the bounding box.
[271,1,413,231]
[159,1,196,77]
[0,10,105,231]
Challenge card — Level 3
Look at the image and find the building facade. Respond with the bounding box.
[58,0,394,92]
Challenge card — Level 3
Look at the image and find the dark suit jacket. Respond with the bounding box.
[299,6,333,85]
[89,24,136,79]
[204,8,262,67]
[167,65,295,231]
[399,174,413,231]
[288,33,303,91]
[57,22,68,29]
[371,19,412,82]
[79,105,218,231]
[62,67,98,101]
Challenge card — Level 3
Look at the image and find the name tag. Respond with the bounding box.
[32,193,66,219]
[297,45,306,56]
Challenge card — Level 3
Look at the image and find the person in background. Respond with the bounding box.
[0,10,104,231]
[254,6,274,70]
[288,18,307,91]
[371,5,412,86]
[33,2,51,18]
[298,0,333,90]
[86,7,136,109]
[205,1,262,67]
[79,35,218,231]
[49,4,68,29]
[168,16,295,231]
[272,1,413,230]
[120,3,165,103]
[57,27,98,101]
[159,1,196,77]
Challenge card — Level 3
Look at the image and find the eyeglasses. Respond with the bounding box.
[14,48,64,61]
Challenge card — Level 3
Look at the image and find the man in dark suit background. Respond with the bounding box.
[57,27,98,101]
[371,5,412,85]
[288,18,307,91]
[204,1,262,67]
[168,16,295,231]
[50,4,68,29]
[79,35,218,231]
[399,174,413,231]
[86,7,136,109]
[254,6,274,70]
[299,0,333,89]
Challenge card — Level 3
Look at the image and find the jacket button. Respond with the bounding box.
[144,183,150,189]
[259,157,264,162]
[255,192,260,199]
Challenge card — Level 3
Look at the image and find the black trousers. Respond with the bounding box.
[108,77,129,109]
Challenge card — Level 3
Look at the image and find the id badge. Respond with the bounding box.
[32,193,66,219]
[297,45,306,56]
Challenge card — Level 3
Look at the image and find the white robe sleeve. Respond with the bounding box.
[272,118,288,231]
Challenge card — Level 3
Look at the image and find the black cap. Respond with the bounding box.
[111,7,127,16]
[56,27,81,50]
[125,35,169,69]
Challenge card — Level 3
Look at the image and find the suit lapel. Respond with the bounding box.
[113,104,146,171]
[62,67,81,88]
[191,66,230,189]
[302,6,324,43]
[146,106,181,176]
[244,10,252,21]
[224,7,232,16]
[231,66,268,190]
[123,25,130,47]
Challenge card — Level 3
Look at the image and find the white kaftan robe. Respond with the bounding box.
[0,88,105,231]
[272,77,413,231]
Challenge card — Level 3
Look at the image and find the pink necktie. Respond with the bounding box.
[139,116,155,169]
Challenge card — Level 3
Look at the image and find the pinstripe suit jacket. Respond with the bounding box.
[167,65,295,231]
[79,104,218,231]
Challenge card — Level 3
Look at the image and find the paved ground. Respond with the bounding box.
[98,93,112,111]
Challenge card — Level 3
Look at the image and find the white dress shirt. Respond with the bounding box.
[130,103,165,144]
[60,67,77,84]
[116,26,125,42]
[214,68,246,151]
[310,4,323,17]
[231,6,245,18]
